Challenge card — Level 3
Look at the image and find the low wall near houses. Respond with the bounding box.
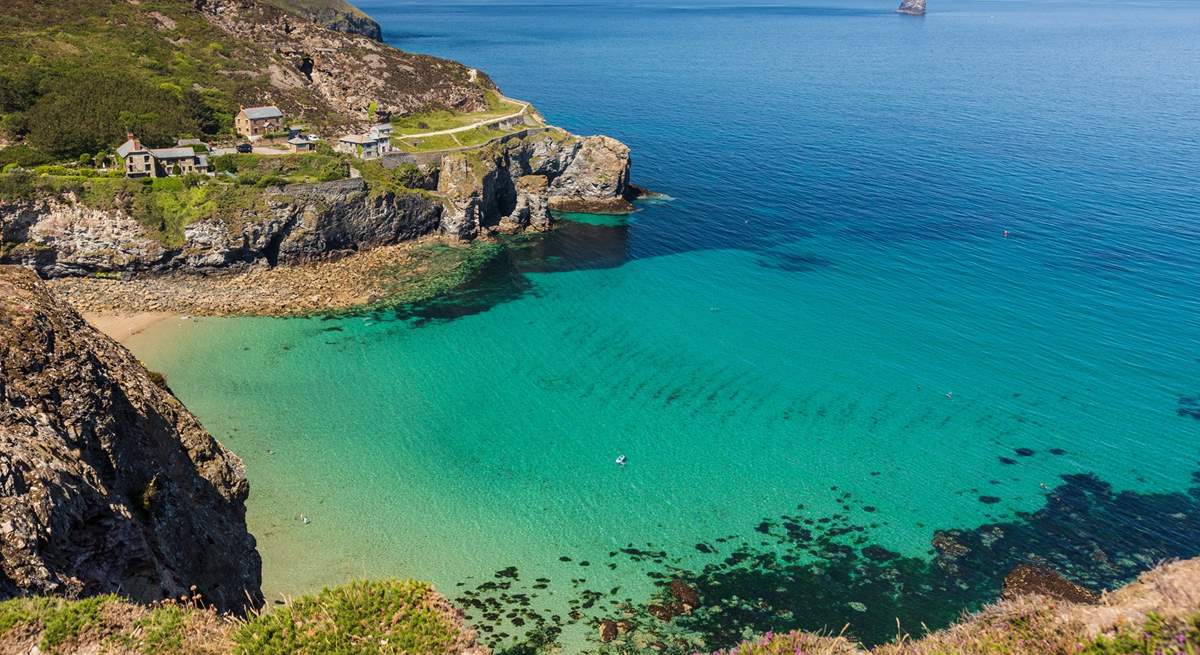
[381,127,555,168]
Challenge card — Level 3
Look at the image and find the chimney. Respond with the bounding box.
[127,132,140,150]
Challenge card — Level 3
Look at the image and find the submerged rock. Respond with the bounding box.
[1003,564,1100,604]
[0,267,262,613]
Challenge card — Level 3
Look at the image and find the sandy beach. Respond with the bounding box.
[83,312,175,345]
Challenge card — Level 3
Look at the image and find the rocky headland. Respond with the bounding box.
[0,130,633,317]
[0,267,261,614]
[263,0,383,40]
[897,0,926,15]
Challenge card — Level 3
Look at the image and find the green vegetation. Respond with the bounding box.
[0,595,115,653]
[211,150,349,185]
[393,122,517,153]
[391,90,528,137]
[0,0,243,160]
[0,170,271,247]
[357,159,428,196]
[1081,612,1200,655]
[233,580,460,655]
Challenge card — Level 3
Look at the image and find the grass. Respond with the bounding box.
[211,151,350,185]
[1081,612,1200,655]
[0,594,115,653]
[233,580,462,655]
[391,90,527,136]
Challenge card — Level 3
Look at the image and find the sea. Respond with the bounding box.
[126,0,1200,650]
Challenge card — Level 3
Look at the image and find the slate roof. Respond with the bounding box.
[242,106,283,120]
[116,139,145,158]
[148,147,197,160]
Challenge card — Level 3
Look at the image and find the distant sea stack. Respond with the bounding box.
[0,267,263,613]
[897,0,926,14]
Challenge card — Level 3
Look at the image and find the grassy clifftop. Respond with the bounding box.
[3,560,1199,654]
[0,580,484,655]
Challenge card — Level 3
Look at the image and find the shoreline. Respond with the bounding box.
[49,235,504,322]
[83,311,176,345]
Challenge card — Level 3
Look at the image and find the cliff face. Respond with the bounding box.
[0,180,445,277]
[0,267,262,613]
[1,130,634,277]
[897,0,926,15]
[437,130,635,239]
[196,0,493,124]
[263,0,383,40]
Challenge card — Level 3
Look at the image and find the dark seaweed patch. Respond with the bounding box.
[978,495,1001,504]
[998,456,1018,465]
[456,471,1200,652]
[1014,448,1036,457]
[755,251,835,273]
[1179,396,1200,420]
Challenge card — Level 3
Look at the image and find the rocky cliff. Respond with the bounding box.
[0,266,262,613]
[264,0,383,40]
[897,0,926,15]
[436,129,635,239]
[0,180,444,277]
[196,0,494,125]
[1,130,633,277]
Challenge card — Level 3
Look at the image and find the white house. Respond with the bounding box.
[336,126,392,159]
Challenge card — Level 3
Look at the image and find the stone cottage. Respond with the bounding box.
[116,134,210,178]
[235,105,284,140]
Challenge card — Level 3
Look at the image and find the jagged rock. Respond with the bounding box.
[598,619,619,642]
[266,0,383,40]
[1003,564,1100,604]
[0,179,444,276]
[668,579,700,612]
[195,0,492,125]
[0,267,262,613]
[438,129,634,238]
[547,135,634,214]
[499,175,551,231]
[897,0,926,15]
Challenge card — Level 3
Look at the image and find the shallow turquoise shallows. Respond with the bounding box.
[128,0,1200,650]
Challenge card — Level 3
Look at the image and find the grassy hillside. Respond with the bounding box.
[0,580,479,655]
[0,0,486,164]
[0,0,242,160]
[2,560,1199,655]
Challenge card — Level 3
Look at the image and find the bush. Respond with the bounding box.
[0,170,35,200]
[233,580,460,655]
[0,144,53,168]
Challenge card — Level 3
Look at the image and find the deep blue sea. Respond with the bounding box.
[131,0,1200,650]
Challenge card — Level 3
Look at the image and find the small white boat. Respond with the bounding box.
[615,454,627,466]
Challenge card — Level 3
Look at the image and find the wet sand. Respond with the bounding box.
[84,312,175,345]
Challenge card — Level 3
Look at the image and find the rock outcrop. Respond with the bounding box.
[0,131,634,277]
[196,0,493,126]
[437,129,635,239]
[266,0,383,40]
[0,266,262,613]
[0,179,444,277]
[897,0,926,15]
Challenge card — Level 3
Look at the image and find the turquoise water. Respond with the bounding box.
[129,0,1200,650]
